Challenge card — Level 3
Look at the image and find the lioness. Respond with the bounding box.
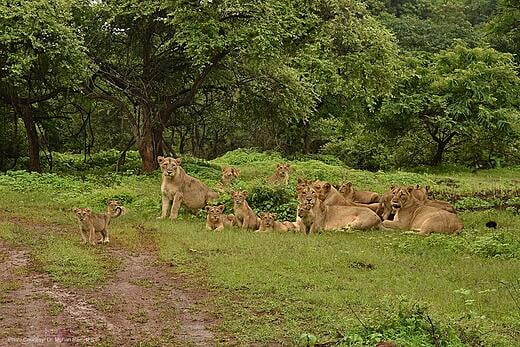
[231,191,259,230]
[268,163,290,185]
[257,212,288,232]
[411,185,456,213]
[73,200,126,245]
[338,182,380,203]
[297,187,381,234]
[382,187,463,235]
[205,205,234,231]
[221,167,240,185]
[158,156,219,220]
[312,181,379,212]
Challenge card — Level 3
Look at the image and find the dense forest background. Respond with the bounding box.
[0,0,519,173]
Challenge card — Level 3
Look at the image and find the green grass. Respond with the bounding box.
[1,150,520,345]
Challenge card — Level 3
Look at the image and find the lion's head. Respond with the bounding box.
[205,205,225,223]
[221,167,240,182]
[390,187,416,209]
[73,207,92,221]
[276,163,290,176]
[231,191,249,205]
[157,156,181,177]
[338,182,353,195]
[312,181,332,201]
[259,212,277,228]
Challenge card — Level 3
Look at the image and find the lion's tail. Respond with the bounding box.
[111,206,128,218]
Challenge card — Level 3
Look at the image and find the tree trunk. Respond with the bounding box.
[138,107,164,172]
[15,104,41,172]
[431,141,446,166]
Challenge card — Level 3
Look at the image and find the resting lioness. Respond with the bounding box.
[312,181,380,212]
[221,167,240,185]
[231,191,259,230]
[158,156,219,220]
[382,187,463,235]
[338,182,380,203]
[205,205,235,231]
[412,185,456,213]
[268,163,290,185]
[297,187,381,234]
[256,212,288,232]
[73,200,126,245]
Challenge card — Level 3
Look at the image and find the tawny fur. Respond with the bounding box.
[158,156,219,220]
[73,200,126,245]
[382,188,463,235]
[338,182,380,203]
[205,205,234,231]
[221,167,240,185]
[297,187,381,234]
[268,163,290,185]
[256,212,288,232]
[232,191,259,230]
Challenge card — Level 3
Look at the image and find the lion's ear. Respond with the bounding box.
[217,205,225,213]
[416,184,420,189]
[346,182,352,187]
[390,185,396,190]
[205,206,211,212]
[231,192,237,198]
[259,212,266,218]
[298,178,304,183]
[243,191,249,198]
[425,185,430,192]
[175,158,182,165]
[272,213,277,219]
[221,167,227,173]
[85,208,92,213]
[157,156,165,164]
[324,182,331,192]
[73,207,79,213]
[406,186,414,193]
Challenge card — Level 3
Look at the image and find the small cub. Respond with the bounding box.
[73,200,126,245]
[268,163,290,185]
[257,212,288,232]
[205,205,234,231]
[231,191,259,230]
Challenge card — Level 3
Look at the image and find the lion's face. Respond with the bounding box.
[231,191,248,205]
[391,188,413,209]
[312,181,331,201]
[222,167,239,181]
[338,182,353,195]
[73,207,91,221]
[297,203,313,218]
[107,200,121,214]
[296,178,313,194]
[276,163,290,176]
[205,205,225,222]
[259,212,276,227]
[157,156,181,177]
[299,187,318,205]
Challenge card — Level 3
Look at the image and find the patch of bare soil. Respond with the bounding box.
[0,214,217,346]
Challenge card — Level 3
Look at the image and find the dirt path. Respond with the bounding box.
[0,215,217,346]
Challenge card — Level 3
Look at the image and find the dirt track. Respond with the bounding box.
[0,215,217,346]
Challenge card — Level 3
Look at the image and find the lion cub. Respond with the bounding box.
[73,200,126,245]
[268,163,290,185]
[256,212,288,232]
[231,191,259,230]
[205,205,235,231]
[221,167,240,185]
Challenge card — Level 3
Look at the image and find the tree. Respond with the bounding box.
[379,44,520,165]
[84,0,400,171]
[486,0,520,59]
[0,0,89,171]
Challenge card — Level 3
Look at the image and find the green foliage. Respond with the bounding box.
[486,0,520,59]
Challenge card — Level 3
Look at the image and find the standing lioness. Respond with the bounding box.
[158,156,219,220]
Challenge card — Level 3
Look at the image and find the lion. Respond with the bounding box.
[312,181,380,213]
[256,212,288,232]
[158,156,219,220]
[338,182,380,203]
[268,163,290,185]
[231,191,259,230]
[73,200,126,245]
[377,186,398,220]
[205,205,235,231]
[221,167,240,185]
[297,187,381,234]
[411,185,456,213]
[382,187,463,235]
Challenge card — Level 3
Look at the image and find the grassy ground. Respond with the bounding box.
[1,149,520,346]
